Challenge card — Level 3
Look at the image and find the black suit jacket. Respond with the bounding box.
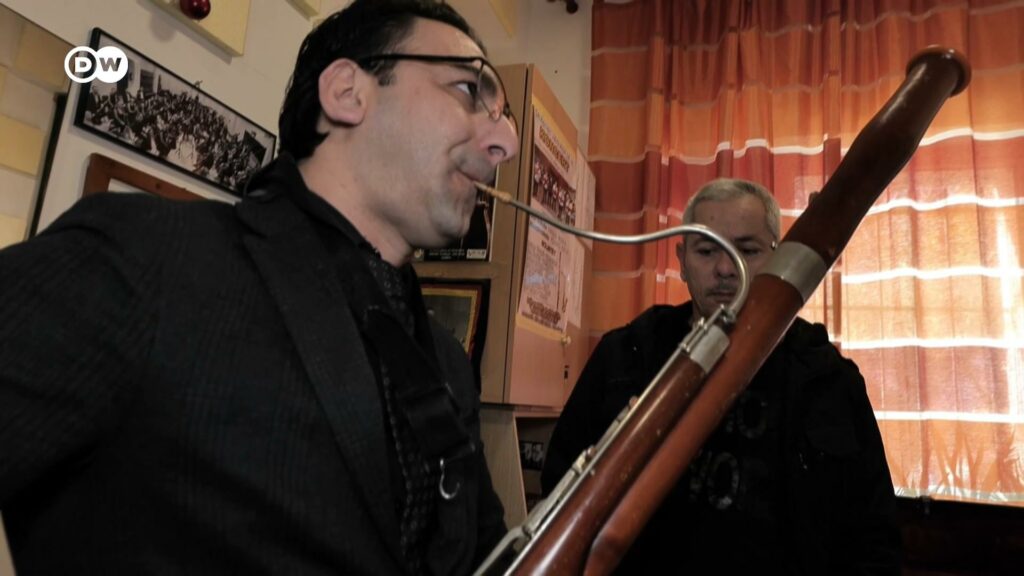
[0,175,504,574]
[542,303,899,575]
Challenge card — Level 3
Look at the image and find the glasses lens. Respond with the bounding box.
[477,63,503,120]
[360,54,516,132]
[479,61,517,133]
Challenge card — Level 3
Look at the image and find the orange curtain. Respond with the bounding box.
[588,0,1024,506]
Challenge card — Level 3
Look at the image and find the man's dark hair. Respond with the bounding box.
[279,0,484,160]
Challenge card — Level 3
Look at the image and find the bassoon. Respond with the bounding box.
[473,46,971,576]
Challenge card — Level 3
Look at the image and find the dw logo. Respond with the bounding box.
[64,46,128,84]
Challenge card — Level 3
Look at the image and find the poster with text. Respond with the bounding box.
[517,102,582,337]
[567,149,596,328]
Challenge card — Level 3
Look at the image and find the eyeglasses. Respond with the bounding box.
[357,53,517,134]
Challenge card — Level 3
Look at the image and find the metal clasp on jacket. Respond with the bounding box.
[438,457,461,500]
[436,440,476,500]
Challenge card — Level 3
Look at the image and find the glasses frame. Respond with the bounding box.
[356,53,517,133]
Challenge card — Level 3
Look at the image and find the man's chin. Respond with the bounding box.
[420,225,469,249]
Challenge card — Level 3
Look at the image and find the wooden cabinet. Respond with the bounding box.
[415,64,591,408]
[414,65,592,527]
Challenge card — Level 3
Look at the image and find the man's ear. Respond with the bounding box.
[676,239,687,276]
[318,59,368,126]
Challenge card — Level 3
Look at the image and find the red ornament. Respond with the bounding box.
[179,0,211,20]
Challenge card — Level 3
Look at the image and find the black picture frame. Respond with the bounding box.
[72,28,276,197]
[28,93,69,238]
[420,278,490,390]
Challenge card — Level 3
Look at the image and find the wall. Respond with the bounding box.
[0,4,68,248]
[0,0,314,230]
[451,0,592,153]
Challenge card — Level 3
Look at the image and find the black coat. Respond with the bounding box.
[0,163,504,574]
[542,302,900,575]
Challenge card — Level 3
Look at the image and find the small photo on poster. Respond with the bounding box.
[531,153,576,227]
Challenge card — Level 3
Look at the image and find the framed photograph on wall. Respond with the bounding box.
[421,279,490,389]
[72,28,276,197]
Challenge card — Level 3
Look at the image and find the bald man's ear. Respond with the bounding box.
[318,59,368,126]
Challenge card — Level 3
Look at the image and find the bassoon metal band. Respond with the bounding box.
[759,241,829,303]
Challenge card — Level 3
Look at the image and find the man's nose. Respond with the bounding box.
[479,113,519,166]
[714,252,738,278]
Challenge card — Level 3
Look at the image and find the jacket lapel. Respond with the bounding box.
[235,196,403,562]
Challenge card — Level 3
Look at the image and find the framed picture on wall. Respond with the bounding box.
[420,279,490,389]
[72,28,276,197]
